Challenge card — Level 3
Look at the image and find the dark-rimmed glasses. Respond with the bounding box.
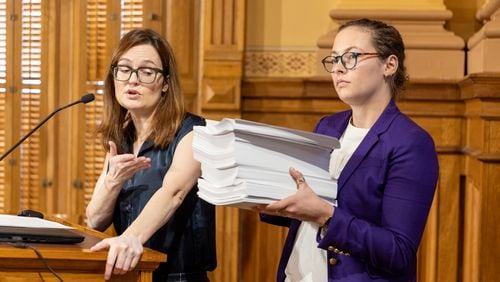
[321,52,380,72]
[112,65,165,84]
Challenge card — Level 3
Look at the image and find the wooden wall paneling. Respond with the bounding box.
[401,81,464,282]
[210,206,239,282]
[417,154,462,282]
[106,0,121,61]
[69,0,91,224]
[459,73,500,281]
[462,155,482,282]
[54,0,73,218]
[382,83,465,282]
[3,0,22,214]
[162,0,200,112]
[483,162,500,282]
[434,154,462,282]
[490,120,500,153]
[201,0,244,119]
[142,0,162,33]
[199,0,246,280]
[242,77,348,131]
[36,0,51,214]
[417,181,439,282]
[0,0,7,211]
[239,211,261,282]
[239,210,288,282]
[240,77,466,281]
[407,90,464,282]
[44,0,67,216]
[53,0,88,222]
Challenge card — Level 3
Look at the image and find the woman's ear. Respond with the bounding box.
[162,84,169,93]
[383,54,398,77]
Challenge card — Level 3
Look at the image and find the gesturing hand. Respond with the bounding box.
[90,234,144,280]
[106,141,151,187]
[261,167,334,225]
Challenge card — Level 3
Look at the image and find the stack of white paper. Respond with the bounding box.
[193,119,340,209]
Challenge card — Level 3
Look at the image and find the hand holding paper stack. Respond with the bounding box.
[193,119,340,208]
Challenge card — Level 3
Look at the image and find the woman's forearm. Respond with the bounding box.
[122,185,185,244]
[86,177,123,231]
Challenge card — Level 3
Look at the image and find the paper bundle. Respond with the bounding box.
[193,119,340,208]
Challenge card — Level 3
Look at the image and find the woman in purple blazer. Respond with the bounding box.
[260,19,439,281]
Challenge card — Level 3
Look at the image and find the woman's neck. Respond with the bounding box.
[350,95,391,129]
[130,113,153,141]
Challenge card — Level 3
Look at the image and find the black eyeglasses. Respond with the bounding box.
[321,52,380,72]
[112,65,165,84]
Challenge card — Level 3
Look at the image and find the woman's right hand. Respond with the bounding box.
[105,141,151,187]
[90,234,144,280]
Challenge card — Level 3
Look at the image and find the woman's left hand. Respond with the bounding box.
[90,234,144,280]
[260,167,334,225]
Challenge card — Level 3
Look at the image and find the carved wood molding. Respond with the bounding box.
[459,73,500,99]
[244,77,463,100]
[467,1,500,73]
[476,0,500,22]
[468,15,500,49]
[244,50,316,77]
[318,9,464,49]
[457,73,500,164]
[462,147,500,162]
[201,0,244,113]
[316,9,465,79]
[329,9,453,21]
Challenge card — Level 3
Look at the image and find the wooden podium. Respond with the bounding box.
[0,216,166,281]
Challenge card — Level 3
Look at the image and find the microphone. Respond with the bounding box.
[0,93,95,162]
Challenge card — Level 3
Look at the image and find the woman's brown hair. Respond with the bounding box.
[98,28,185,153]
[339,19,408,98]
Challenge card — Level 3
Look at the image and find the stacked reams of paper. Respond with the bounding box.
[192,119,340,209]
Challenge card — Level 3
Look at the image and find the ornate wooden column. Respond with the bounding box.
[199,0,245,120]
[199,1,245,281]
[152,0,202,113]
[459,74,500,282]
[461,2,500,281]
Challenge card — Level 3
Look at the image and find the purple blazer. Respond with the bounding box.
[261,100,439,281]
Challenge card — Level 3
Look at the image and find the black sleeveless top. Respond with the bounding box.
[112,113,216,276]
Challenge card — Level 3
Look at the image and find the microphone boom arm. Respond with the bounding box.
[0,94,94,162]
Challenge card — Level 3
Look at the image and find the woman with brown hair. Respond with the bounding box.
[86,28,216,281]
[260,19,439,281]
